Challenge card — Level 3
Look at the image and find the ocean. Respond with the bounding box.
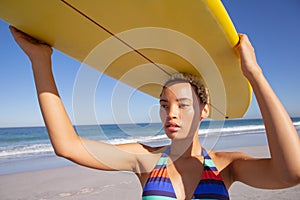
[1,117,300,175]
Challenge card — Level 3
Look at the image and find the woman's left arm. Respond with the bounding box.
[230,34,300,189]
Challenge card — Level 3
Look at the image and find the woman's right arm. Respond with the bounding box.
[10,26,151,172]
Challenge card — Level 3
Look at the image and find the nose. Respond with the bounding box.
[167,104,179,119]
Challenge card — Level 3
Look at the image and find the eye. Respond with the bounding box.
[160,104,169,109]
[179,103,190,109]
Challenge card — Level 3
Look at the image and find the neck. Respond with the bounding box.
[169,131,202,159]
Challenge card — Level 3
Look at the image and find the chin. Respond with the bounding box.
[165,131,177,140]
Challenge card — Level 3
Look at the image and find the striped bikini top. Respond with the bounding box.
[142,147,229,200]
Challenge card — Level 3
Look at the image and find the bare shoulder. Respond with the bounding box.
[214,150,254,160]
[116,142,167,154]
[116,143,167,170]
[211,150,255,167]
[116,143,167,183]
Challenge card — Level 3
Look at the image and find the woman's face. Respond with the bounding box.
[160,82,205,140]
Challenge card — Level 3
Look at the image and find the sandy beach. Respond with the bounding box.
[1,145,299,200]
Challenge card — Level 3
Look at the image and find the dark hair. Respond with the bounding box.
[163,73,210,104]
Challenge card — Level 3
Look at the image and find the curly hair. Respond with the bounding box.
[163,73,210,105]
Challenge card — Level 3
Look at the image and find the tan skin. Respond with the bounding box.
[10,26,300,199]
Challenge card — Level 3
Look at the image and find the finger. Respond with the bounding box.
[234,33,246,57]
[9,25,16,32]
[9,25,19,33]
[9,25,20,38]
[235,33,246,49]
[9,25,30,41]
[9,26,28,38]
[9,25,50,46]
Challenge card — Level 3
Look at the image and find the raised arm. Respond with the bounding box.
[230,34,300,188]
[9,26,150,172]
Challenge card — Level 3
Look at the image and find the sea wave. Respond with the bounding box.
[293,121,300,127]
[1,119,299,159]
[108,134,168,145]
[0,125,264,158]
[199,124,266,136]
[0,144,54,158]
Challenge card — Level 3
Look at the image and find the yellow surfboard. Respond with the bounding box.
[0,0,252,120]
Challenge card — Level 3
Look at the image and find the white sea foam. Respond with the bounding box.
[108,134,168,145]
[199,124,266,136]
[293,121,300,127]
[0,125,264,158]
[1,119,299,159]
[0,144,54,158]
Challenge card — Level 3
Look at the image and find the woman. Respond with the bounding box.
[10,26,300,199]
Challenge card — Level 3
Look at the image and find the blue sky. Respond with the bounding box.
[1,0,300,127]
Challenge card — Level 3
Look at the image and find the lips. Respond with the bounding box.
[165,122,181,132]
